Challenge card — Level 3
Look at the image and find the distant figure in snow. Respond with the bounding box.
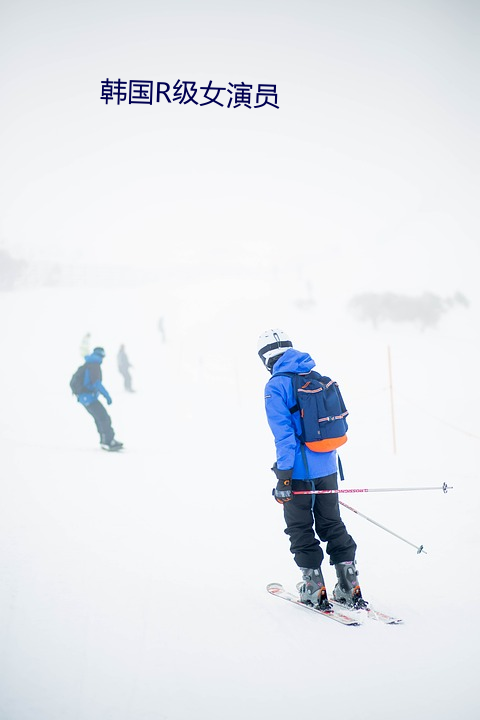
[258,328,367,611]
[80,332,91,358]
[158,316,166,343]
[71,346,123,452]
[117,344,134,392]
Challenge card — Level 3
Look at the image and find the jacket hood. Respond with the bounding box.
[85,352,103,364]
[271,348,315,375]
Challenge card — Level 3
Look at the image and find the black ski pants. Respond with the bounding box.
[283,472,356,569]
[83,400,114,444]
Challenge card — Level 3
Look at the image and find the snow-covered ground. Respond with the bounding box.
[1,275,478,720]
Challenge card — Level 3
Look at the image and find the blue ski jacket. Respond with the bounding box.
[77,351,112,407]
[264,348,337,480]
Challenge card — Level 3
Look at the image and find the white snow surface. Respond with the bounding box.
[1,278,479,720]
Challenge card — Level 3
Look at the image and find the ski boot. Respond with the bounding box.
[297,568,332,611]
[333,561,368,609]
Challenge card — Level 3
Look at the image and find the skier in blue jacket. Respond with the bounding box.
[258,329,366,610]
[77,347,123,451]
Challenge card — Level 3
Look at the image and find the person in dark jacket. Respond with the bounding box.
[117,344,134,392]
[77,347,123,451]
[258,328,366,610]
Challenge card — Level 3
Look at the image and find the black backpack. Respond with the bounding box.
[70,364,87,395]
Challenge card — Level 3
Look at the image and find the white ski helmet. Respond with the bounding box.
[257,328,293,369]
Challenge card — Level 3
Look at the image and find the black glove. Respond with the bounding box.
[271,464,293,504]
[271,463,293,481]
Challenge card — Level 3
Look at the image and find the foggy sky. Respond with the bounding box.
[0,1,479,295]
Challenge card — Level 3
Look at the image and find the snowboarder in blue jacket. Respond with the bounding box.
[76,347,123,451]
[258,329,366,610]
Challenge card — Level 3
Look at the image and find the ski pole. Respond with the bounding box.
[292,482,452,496]
[338,499,427,554]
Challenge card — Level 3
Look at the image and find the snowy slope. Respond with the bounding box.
[0,277,478,720]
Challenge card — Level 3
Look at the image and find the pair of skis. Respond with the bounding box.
[267,583,403,626]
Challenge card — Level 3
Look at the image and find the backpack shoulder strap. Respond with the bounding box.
[83,363,91,388]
